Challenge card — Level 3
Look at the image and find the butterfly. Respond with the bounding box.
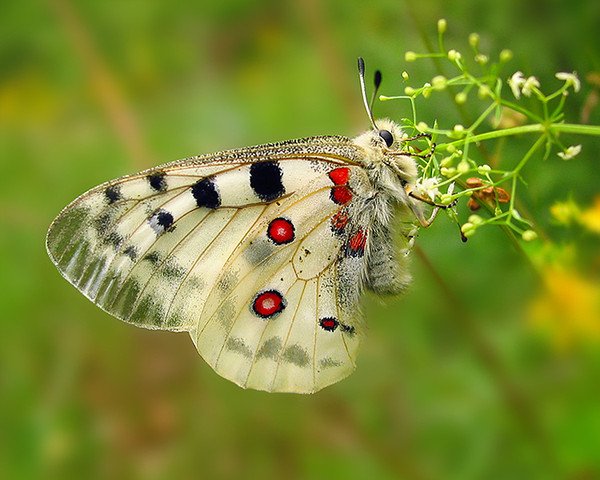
[46,58,440,393]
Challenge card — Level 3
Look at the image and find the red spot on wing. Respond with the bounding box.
[252,290,286,318]
[328,167,350,185]
[331,186,353,205]
[330,210,350,234]
[347,229,367,257]
[328,168,352,204]
[319,317,339,332]
[267,217,295,244]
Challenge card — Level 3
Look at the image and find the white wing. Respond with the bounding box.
[47,138,371,393]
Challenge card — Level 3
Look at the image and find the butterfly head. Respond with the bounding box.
[353,118,418,188]
[356,59,418,189]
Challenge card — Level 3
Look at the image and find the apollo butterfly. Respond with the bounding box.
[46,59,443,393]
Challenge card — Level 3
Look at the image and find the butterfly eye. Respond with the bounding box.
[378,129,394,147]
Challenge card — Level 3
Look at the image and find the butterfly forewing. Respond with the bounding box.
[47,137,370,393]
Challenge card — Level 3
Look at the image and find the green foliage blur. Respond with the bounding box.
[2,0,599,479]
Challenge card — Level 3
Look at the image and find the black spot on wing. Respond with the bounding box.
[191,177,221,209]
[157,211,174,229]
[103,231,124,250]
[244,239,274,265]
[282,344,309,366]
[148,209,175,235]
[341,323,355,336]
[104,185,122,204]
[160,259,186,280]
[123,245,138,261]
[94,212,112,233]
[257,337,282,359]
[250,161,285,202]
[143,251,161,264]
[147,172,167,192]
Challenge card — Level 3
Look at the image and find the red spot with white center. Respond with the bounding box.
[330,210,350,234]
[328,167,350,185]
[319,317,339,332]
[252,290,286,318]
[347,229,367,257]
[267,217,295,244]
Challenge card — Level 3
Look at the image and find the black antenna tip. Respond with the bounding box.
[357,57,365,75]
[374,70,382,88]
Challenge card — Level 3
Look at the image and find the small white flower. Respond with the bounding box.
[414,177,441,201]
[557,144,582,160]
[521,76,540,97]
[508,71,525,99]
[508,72,540,98]
[555,71,581,92]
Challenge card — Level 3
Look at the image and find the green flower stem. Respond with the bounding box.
[439,123,600,151]
[549,123,600,135]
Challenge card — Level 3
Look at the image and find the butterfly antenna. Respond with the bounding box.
[357,57,378,130]
[370,69,382,117]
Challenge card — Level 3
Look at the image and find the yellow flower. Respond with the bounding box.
[550,199,580,225]
[550,196,600,234]
[579,196,600,234]
[529,266,600,349]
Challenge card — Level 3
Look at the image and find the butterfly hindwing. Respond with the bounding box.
[192,171,365,392]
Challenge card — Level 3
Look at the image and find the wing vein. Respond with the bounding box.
[119,207,214,320]
[333,264,355,367]
[268,281,308,392]
[196,186,343,348]
[162,208,241,324]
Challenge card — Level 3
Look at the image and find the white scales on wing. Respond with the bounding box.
[46,58,446,393]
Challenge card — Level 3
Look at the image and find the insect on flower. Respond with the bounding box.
[46,59,449,393]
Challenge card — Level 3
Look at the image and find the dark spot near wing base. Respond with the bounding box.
[192,178,221,209]
[104,185,122,204]
[250,161,285,202]
[147,173,167,192]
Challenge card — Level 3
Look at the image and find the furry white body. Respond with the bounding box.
[46,118,420,393]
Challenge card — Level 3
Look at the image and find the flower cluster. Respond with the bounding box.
[383,18,597,244]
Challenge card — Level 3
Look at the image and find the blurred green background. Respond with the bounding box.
[2,0,600,479]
